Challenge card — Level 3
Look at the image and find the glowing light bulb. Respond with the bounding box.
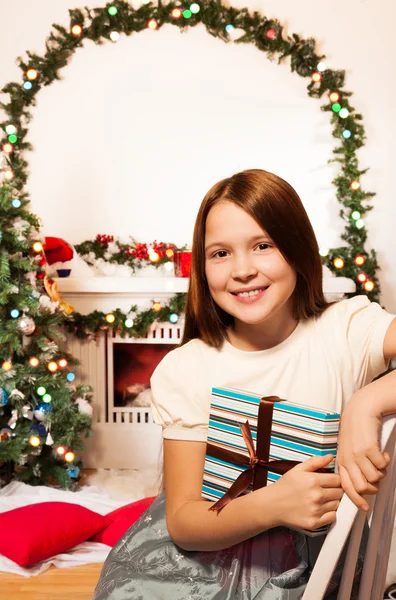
[4,170,14,181]
[37,386,46,396]
[333,258,345,269]
[319,248,329,257]
[169,313,178,323]
[342,130,352,139]
[12,199,21,208]
[10,309,20,318]
[339,108,349,119]
[125,318,134,328]
[56,446,66,456]
[48,361,58,372]
[266,29,276,39]
[110,31,120,41]
[29,357,40,367]
[364,281,375,292]
[190,3,200,13]
[225,24,234,33]
[65,451,75,462]
[165,248,174,258]
[355,219,365,229]
[153,302,162,312]
[2,143,13,153]
[149,251,159,262]
[29,435,41,447]
[26,69,38,80]
[58,358,68,368]
[148,19,158,29]
[23,81,33,90]
[357,273,367,283]
[329,92,340,103]
[183,9,192,18]
[2,361,12,371]
[354,255,365,266]
[350,181,360,191]
[108,6,118,16]
[43,394,52,403]
[331,103,341,113]
[351,211,361,220]
[71,24,83,36]
[311,72,322,82]
[172,8,182,18]
[317,62,327,72]
[106,313,115,324]
[33,241,43,252]
[67,373,75,382]
[5,125,16,135]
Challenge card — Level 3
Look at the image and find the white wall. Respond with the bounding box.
[1,0,395,312]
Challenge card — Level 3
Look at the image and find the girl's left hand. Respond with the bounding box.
[336,393,390,511]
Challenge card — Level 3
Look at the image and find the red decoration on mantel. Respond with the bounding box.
[174,251,192,277]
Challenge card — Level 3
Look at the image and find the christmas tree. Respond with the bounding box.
[0,183,93,489]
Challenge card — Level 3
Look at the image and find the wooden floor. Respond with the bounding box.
[0,470,105,600]
[0,563,104,600]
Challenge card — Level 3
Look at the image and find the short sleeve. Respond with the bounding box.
[150,347,208,442]
[345,295,395,388]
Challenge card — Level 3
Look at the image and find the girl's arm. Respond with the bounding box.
[336,318,396,510]
[164,438,342,551]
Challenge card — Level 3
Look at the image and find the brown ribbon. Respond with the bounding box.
[207,395,299,513]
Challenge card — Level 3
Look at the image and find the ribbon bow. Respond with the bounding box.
[207,396,300,513]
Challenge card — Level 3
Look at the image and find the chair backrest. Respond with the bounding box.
[302,414,396,600]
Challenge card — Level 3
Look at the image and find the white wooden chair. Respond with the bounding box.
[303,414,396,599]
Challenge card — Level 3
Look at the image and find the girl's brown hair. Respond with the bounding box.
[182,168,333,349]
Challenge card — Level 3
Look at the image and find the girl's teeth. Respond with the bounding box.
[236,289,263,297]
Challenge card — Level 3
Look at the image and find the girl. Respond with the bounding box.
[93,169,396,599]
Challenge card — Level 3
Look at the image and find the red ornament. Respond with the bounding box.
[174,251,192,277]
[266,29,276,39]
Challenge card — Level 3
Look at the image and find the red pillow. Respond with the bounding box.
[91,496,156,547]
[0,502,107,567]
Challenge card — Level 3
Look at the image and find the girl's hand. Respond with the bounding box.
[274,454,343,531]
[336,394,390,511]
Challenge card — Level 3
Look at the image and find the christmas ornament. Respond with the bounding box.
[33,403,52,421]
[45,431,54,446]
[16,314,36,335]
[30,422,47,437]
[0,388,9,406]
[66,466,80,479]
[0,428,13,441]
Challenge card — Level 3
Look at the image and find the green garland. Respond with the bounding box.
[1,0,382,346]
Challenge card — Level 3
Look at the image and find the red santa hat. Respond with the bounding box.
[42,237,74,265]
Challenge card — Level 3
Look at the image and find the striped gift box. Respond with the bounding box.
[202,386,340,536]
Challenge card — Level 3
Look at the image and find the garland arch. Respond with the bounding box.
[1,0,380,341]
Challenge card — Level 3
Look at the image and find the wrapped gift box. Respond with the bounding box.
[202,387,340,536]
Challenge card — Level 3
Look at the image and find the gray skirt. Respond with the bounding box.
[92,493,363,600]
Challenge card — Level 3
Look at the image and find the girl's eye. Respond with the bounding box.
[212,250,228,259]
[256,243,271,251]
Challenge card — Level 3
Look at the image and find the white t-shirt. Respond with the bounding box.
[150,296,395,442]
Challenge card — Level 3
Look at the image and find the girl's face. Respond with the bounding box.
[204,201,297,332]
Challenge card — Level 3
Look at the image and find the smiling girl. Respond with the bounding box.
[93,169,396,599]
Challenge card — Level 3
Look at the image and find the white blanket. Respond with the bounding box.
[0,481,141,577]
